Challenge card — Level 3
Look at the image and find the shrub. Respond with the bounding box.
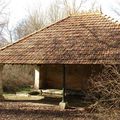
[88,65,120,111]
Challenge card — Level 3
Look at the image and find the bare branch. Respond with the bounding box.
[48,0,65,23]
[14,7,45,40]
[111,1,120,16]
[63,0,88,15]
[88,65,120,110]
[0,0,9,47]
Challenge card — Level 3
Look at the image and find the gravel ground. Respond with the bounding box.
[0,101,97,120]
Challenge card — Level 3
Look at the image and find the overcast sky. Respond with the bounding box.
[5,0,120,28]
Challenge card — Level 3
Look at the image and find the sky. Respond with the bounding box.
[4,0,120,29]
[7,0,55,27]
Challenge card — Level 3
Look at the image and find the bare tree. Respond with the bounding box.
[48,0,89,23]
[26,8,45,31]
[63,0,88,15]
[89,0,102,12]
[0,0,9,46]
[111,1,120,16]
[3,19,13,43]
[14,8,45,40]
[47,0,66,23]
[14,21,28,40]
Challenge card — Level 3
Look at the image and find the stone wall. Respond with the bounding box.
[0,64,4,99]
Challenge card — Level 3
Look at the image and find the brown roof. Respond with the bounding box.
[0,12,120,64]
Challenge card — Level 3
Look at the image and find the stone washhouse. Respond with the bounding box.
[0,12,120,109]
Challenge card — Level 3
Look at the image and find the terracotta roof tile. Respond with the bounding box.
[0,13,120,64]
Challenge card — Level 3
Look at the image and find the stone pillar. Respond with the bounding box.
[0,64,4,100]
[34,65,40,90]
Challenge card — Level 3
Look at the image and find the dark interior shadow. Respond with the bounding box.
[37,97,61,105]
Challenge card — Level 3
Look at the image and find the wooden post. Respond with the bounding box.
[34,65,40,90]
[0,64,4,100]
[62,64,66,102]
[59,64,68,109]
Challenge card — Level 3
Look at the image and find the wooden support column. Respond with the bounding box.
[0,64,4,100]
[59,64,68,109]
[62,64,66,102]
[34,65,40,90]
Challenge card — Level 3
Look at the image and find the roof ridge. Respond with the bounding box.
[101,14,120,25]
[71,12,120,25]
[71,11,102,16]
[0,16,70,51]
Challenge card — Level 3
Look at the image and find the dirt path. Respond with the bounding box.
[0,102,94,120]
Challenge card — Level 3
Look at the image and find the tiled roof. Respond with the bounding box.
[0,12,120,64]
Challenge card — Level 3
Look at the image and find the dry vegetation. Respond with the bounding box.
[86,65,120,119]
[88,65,120,108]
